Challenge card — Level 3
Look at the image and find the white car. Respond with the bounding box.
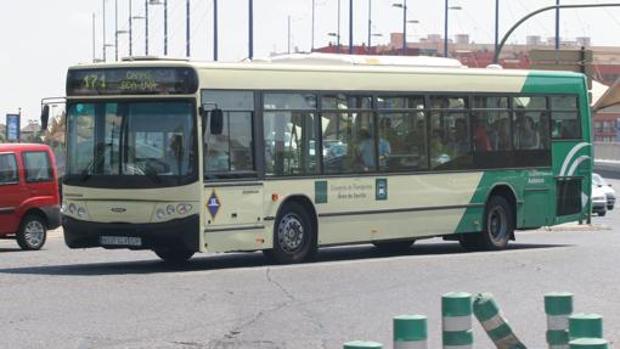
[592,184,608,217]
[593,173,616,210]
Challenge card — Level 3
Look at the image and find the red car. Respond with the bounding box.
[0,143,60,250]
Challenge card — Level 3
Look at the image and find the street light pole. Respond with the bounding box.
[337,0,341,53]
[312,0,315,51]
[102,0,107,61]
[368,0,371,47]
[115,0,119,60]
[348,0,353,54]
[164,0,168,55]
[403,0,407,54]
[129,0,133,57]
[186,0,190,57]
[555,0,560,51]
[288,16,291,54]
[444,0,448,57]
[249,0,254,59]
[214,0,218,61]
[145,0,149,55]
[494,0,499,59]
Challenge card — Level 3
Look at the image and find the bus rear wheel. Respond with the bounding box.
[154,247,194,264]
[267,202,317,264]
[460,195,513,251]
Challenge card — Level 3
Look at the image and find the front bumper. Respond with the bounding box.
[62,214,199,251]
[592,201,606,214]
[606,195,615,209]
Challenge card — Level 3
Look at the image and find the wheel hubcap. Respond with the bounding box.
[488,206,507,242]
[24,221,45,248]
[277,214,305,254]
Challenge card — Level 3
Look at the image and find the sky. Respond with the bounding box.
[2,0,620,124]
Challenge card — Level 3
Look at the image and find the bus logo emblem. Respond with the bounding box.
[207,190,221,219]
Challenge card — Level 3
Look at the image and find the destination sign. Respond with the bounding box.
[66,67,198,96]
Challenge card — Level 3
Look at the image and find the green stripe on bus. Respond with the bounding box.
[521,72,586,95]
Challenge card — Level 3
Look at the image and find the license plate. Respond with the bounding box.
[100,236,142,247]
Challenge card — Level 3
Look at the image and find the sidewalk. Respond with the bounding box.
[532,222,611,232]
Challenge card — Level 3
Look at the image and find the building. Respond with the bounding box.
[20,120,41,143]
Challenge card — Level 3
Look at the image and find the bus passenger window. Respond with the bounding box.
[378,112,426,171]
[321,112,375,173]
[430,110,471,170]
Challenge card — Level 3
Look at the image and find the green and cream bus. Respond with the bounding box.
[48,54,592,263]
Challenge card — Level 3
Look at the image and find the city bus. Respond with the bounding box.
[46,54,592,263]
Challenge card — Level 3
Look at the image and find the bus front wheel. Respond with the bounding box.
[154,247,194,264]
[460,195,513,251]
[266,202,317,264]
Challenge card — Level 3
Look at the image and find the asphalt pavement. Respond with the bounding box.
[1,181,619,348]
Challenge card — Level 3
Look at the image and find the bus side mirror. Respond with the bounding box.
[210,109,224,135]
[40,105,50,131]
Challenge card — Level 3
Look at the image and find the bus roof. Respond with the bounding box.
[68,55,587,95]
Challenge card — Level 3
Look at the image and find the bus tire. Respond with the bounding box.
[16,214,47,251]
[268,202,317,264]
[460,195,513,251]
[154,247,194,264]
[372,240,414,251]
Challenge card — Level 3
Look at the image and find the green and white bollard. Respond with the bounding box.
[569,338,609,349]
[442,292,473,349]
[343,340,383,349]
[545,292,573,349]
[569,313,603,339]
[473,293,527,349]
[394,315,428,349]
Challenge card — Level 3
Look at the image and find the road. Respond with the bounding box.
[1,182,619,348]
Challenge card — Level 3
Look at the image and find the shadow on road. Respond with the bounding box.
[0,241,571,277]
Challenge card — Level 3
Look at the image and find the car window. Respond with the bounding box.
[23,151,53,182]
[0,154,18,184]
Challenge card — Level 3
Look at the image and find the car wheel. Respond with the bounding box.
[154,247,194,264]
[373,240,415,252]
[598,210,607,217]
[266,202,317,264]
[16,214,47,250]
[460,196,513,251]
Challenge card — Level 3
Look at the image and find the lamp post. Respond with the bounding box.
[494,0,499,60]
[555,0,560,50]
[249,0,254,59]
[444,1,462,57]
[312,0,315,51]
[392,1,407,55]
[102,0,107,62]
[367,0,371,47]
[214,0,218,61]
[164,0,168,55]
[348,0,353,54]
[337,0,341,53]
[186,0,190,57]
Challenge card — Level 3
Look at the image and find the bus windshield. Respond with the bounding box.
[65,100,197,188]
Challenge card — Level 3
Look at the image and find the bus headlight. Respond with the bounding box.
[156,208,166,221]
[153,202,194,222]
[77,207,87,218]
[166,204,176,215]
[177,203,192,215]
[68,203,77,215]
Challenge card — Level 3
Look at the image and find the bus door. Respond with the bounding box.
[202,90,264,250]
